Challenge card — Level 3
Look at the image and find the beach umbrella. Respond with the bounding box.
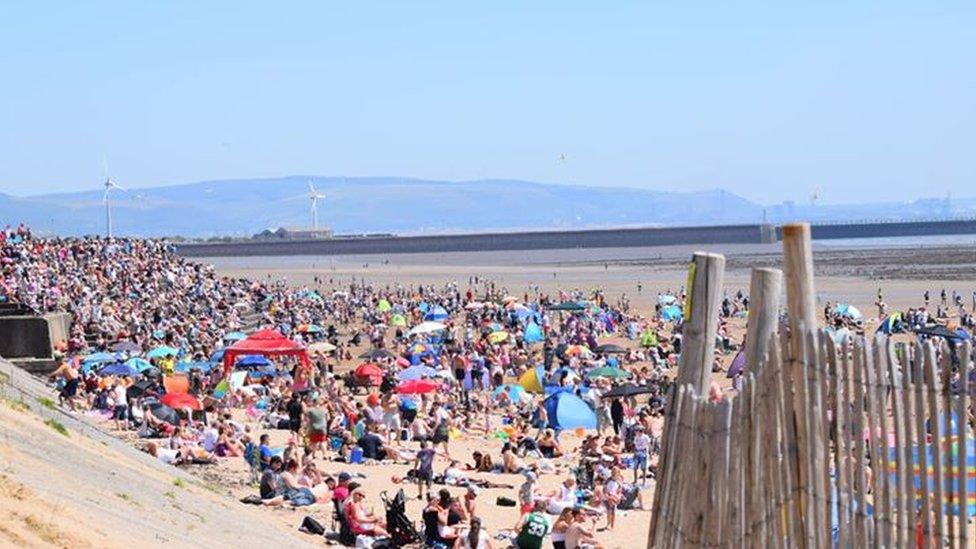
[175,361,213,373]
[390,314,407,327]
[397,365,438,381]
[489,331,509,344]
[126,380,154,399]
[523,323,544,344]
[593,343,627,354]
[587,366,631,380]
[160,392,203,411]
[377,299,392,313]
[543,392,597,430]
[111,341,141,353]
[358,348,396,360]
[308,341,337,353]
[148,402,180,426]
[147,345,179,359]
[125,357,153,373]
[726,349,746,379]
[659,305,683,322]
[492,383,529,403]
[549,301,585,312]
[602,383,655,398]
[353,363,385,385]
[408,321,446,336]
[235,354,273,368]
[424,305,449,321]
[209,349,226,363]
[82,352,122,365]
[224,331,247,342]
[97,362,139,378]
[564,344,591,357]
[518,367,545,393]
[396,379,441,395]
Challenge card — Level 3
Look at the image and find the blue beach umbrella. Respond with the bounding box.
[97,362,139,377]
[147,346,179,359]
[124,357,153,372]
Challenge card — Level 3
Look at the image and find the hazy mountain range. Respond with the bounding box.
[0,176,968,238]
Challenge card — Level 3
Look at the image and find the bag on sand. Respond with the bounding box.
[300,515,325,536]
[496,496,516,507]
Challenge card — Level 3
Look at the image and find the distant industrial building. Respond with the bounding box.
[253,227,334,240]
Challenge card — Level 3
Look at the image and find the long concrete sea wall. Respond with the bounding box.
[175,219,976,258]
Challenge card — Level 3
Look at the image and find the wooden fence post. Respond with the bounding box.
[744,267,783,373]
[781,223,818,547]
[676,252,726,394]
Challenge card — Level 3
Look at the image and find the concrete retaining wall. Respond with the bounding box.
[0,312,70,360]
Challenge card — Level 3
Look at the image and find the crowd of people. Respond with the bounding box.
[1,224,740,549]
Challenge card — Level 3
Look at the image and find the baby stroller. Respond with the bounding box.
[381,489,421,547]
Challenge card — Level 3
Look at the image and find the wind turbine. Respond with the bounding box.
[102,172,127,238]
[308,180,326,229]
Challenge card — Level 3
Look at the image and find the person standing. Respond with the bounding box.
[515,501,551,549]
[610,398,624,436]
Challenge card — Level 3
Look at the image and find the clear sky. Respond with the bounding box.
[1,2,973,204]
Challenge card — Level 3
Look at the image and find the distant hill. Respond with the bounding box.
[0,177,763,237]
[1,176,971,238]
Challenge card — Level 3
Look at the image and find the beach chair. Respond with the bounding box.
[330,498,356,546]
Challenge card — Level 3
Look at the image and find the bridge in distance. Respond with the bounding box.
[176,218,976,258]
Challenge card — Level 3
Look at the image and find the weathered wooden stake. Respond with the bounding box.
[781,222,817,547]
[745,267,782,373]
[676,252,726,394]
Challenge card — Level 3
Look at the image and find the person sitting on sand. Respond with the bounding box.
[502,442,525,473]
[537,429,563,458]
[267,458,331,507]
[344,487,389,537]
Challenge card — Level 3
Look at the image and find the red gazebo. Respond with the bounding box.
[222,329,310,376]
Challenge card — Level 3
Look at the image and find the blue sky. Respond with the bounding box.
[1,2,973,204]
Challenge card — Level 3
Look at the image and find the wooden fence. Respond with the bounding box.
[648,224,975,548]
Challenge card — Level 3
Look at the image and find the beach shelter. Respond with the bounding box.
[489,331,509,344]
[518,367,545,393]
[308,341,337,353]
[726,349,746,379]
[564,344,591,357]
[492,383,528,403]
[390,313,407,327]
[424,305,449,321]
[222,328,310,375]
[833,303,863,320]
[916,325,970,341]
[543,391,597,430]
[160,392,203,411]
[162,374,190,394]
[396,379,441,395]
[523,323,544,344]
[659,305,683,322]
[377,299,392,313]
[876,313,904,335]
[640,329,659,348]
[397,365,438,381]
[888,438,976,517]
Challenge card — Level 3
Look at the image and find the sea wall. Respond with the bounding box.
[0,313,70,360]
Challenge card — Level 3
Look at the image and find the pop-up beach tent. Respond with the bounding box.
[543,391,597,430]
[222,329,309,375]
[518,366,545,393]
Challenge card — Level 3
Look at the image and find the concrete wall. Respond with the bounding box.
[178,224,766,258]
[0,313,69,360]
